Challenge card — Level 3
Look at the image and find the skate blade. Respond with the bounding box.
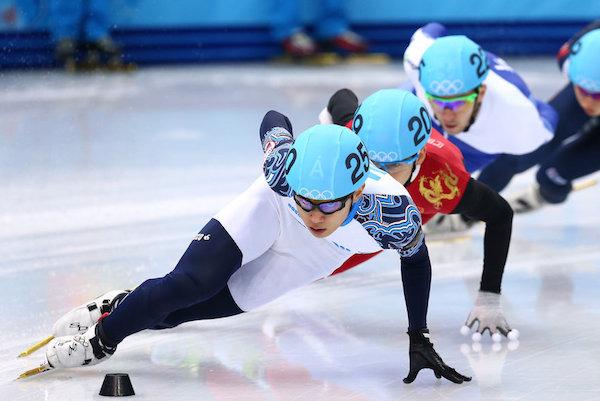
[18,336,54,358]
[16,363,53,380]
[573,178,597,192]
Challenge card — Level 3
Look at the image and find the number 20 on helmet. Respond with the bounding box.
[353,89,432,165]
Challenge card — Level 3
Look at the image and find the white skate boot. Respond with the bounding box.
[424,213,475,239]
[17,289,130,359]
[18,322,117,379]
[52,289,131,337]
[46,323,116,369]
[507,185,545,214]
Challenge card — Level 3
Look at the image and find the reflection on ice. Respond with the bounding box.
[1,62,600,400]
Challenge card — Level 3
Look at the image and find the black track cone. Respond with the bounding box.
[99,373,135,397]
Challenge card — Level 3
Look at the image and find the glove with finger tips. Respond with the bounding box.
[463,291,515,339]
[403,329,472,384]
[259,110,294,149]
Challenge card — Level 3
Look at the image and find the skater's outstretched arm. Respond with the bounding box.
[452,178,517,339]
[452,178,513,294]
[260,110,295,197]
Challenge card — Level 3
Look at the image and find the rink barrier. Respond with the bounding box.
[0,20,589,70]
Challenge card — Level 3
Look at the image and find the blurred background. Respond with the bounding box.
[1,0,600,69]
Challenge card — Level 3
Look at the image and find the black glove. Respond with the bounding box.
[259,110,293,145]
[327,88,359,126]
[403,329,472,384]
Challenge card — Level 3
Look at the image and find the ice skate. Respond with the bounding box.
[507,185,546,214]
[18,289,129,358]
[17,322,116,379]
[423,214,475,241]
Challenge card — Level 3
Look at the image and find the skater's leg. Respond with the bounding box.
[151,285,244,330]
[101,218,244,344]
[537,121,600,203]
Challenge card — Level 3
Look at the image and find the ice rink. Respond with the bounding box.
[1,59,600,400]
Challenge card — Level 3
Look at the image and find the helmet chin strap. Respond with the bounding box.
[341,160,422,227]
[404,163,422,186]
[341,197,363,226]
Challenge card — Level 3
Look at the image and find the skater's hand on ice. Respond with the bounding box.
[461,291,519,342]
[403,329,471,384]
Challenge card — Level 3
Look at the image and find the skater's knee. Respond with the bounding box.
[496,196,513,225]
[164,270,218,306]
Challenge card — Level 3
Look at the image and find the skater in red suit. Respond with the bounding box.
[321,88,518,341]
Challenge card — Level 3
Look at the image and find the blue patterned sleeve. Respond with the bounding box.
[261,126,294,197]
[355,194,425,257]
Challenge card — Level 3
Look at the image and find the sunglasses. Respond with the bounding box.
[577,85,600,100]
[372,157,415,172]
[425,91,479,111]
[293,193,351,214]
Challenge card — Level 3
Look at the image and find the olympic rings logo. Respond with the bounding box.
[428,79,465,95]
[297,188,335,200]
[369,150,399,162]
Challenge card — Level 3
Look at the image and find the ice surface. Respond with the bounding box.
[1,60,599,400]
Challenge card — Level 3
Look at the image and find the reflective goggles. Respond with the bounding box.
[372,159,414,172]
[425,91,479,111]
[577,85,600,100]
[293,193,351,214]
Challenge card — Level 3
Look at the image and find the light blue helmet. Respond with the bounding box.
[419,35,489,96]
[353,89,432,164]
[568,29,600,93]
[285,124,369,200]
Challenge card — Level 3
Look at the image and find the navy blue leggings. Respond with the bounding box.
[477,84,589,193]
[100,217,435,341]
[150,285,243,330]
[534,85,599,203]
[102,219,244,344]
[537,117,600,203]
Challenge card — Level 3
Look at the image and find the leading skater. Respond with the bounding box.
[22,111,471,384]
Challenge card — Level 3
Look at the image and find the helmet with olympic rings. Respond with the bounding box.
[419,35,489,96]
[352,89,432,165]
[568,29,600,93]
[285,124,370,200]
